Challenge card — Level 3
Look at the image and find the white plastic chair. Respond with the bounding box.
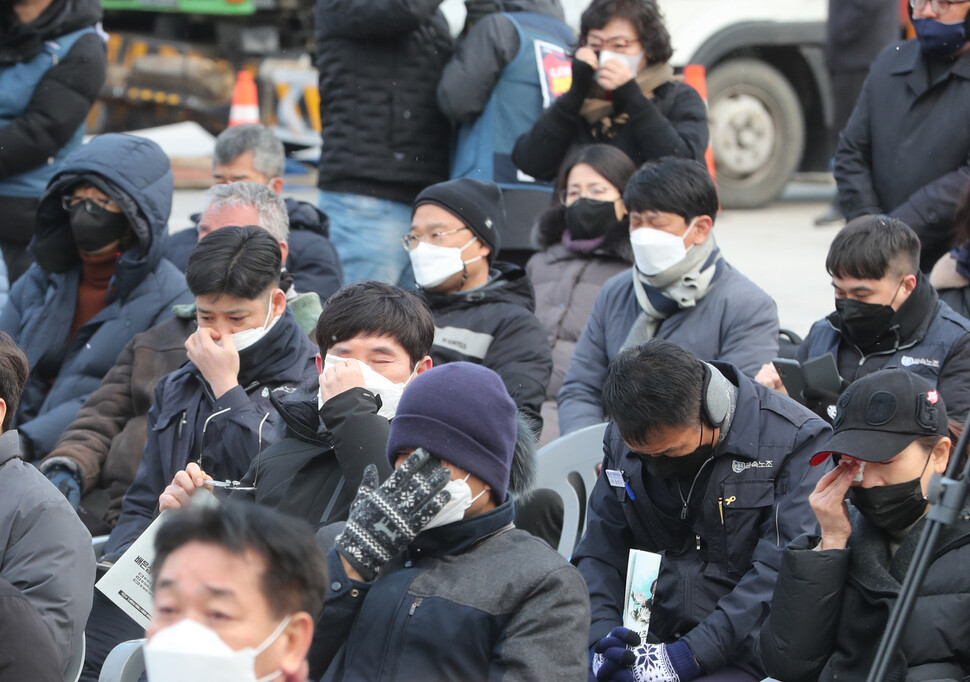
[64,633,85,682]
[98,639,145,682]
[533,422,608,558]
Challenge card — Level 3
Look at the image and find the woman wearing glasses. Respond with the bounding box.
[511,0,708,182]
[525,144,634,444]
[0,134,192,464]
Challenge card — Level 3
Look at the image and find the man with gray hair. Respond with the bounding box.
[39,181,321,537]
[166,124,343,301]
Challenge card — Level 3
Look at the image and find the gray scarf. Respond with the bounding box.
[622,237,722,349]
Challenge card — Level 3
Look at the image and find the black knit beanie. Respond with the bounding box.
[413,178,506,260]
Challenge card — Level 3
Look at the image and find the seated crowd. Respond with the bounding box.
[5,0,970,679]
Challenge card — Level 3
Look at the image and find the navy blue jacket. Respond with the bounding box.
[166,198,343,303]
[557,257,779,435]
[572,364,830,675]
[798,278,970,418]
[313,500,590,681]
[105,308,318,554]
[0,134,191,460]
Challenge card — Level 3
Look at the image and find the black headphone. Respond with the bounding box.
[700,362,730,428]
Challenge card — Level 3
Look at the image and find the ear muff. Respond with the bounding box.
[701,362,730,428]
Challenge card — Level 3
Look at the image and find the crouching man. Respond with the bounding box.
[312,362,590,680]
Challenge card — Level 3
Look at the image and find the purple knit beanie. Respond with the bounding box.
[385,362,517,502]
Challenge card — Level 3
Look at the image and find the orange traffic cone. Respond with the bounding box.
[683,64,717,184]
[228,70,260,127]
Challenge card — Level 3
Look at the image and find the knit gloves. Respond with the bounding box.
[592,627,701,682]
[334,448,451,581]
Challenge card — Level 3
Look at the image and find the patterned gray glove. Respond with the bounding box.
[335,448,451,581]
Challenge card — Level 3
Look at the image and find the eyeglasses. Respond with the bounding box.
[559,186,616,205]
[584,36,640,51]
[401,226,470,251]
[61,195,115,216]
[910,0,970,13]
[196,409,271,492]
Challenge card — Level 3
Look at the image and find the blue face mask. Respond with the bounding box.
[913,17,968,59]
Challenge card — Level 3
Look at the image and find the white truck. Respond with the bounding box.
[656,1,831,208]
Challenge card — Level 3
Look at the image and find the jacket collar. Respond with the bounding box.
[408,499,515,559]
[0,430,22,467]
[890,38,970,97]
[824,272,939,354]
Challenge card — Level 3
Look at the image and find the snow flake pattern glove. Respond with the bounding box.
[334,448,451,581]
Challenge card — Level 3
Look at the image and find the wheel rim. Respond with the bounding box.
[709,88,778,183]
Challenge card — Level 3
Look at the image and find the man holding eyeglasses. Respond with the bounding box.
[79,225,318,682]
[405,177,552,432]
[835,0,970,272]
[0,134,192,464]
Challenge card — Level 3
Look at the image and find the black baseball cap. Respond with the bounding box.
[810,369,948,467]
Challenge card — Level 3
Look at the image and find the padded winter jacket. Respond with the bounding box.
[0,430,94,676]
[760,508,970,681]
[422,262,552,430]
[0,134,192,460]
[313,500,591,681]
[557,255,779,435]
[314,0,452,204]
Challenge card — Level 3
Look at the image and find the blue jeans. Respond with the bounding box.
[318,190,414,286]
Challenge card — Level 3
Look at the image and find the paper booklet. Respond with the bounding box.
[623,549,662,639]
[96,488,219,628]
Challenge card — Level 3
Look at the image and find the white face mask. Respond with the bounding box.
[320,354,417,419]
[408,237,483,289]
[217,293,281,352]
[144,615,291,682]
[629,219,697,276]
[422,473,487,530]
[598,49,645,80]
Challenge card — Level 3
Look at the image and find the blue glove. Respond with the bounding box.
[627,641,702,682]
[45,467,82,509]
[591,627,640,682]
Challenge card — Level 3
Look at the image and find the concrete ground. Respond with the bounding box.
[170,176,844,340]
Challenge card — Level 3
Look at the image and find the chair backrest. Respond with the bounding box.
[533,422,608,558]
[98,639,145,682]
[64,632,85,682]
[92,535,109,562]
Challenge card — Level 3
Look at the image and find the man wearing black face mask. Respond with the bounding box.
[0,133,192,463]
[835,0,970,271]
[756,215,970,421]
[760,368,970,682]
[575,339,829,682]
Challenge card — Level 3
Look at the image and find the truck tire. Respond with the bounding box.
[707,58,805,209]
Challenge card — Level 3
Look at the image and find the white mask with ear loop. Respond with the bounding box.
[143,615,291,682]
[629,218,698,276]
[320,355,417,419]
[409,236,484,289]
[218,293,281,352]
[423,473,487,530]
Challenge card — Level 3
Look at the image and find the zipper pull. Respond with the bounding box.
[408,597,422,616]
[177,412,186,438]
[680,504,688,521]
[696,535,701,551]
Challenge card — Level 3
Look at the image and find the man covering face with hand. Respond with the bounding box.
[81,225,317,682]
[312,362,590,681]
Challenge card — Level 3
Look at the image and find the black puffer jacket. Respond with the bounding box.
[0,0,104,186]
[232,388,392,528]
[423,262,552,430]
[760,507,970,682]
[314,0,453,204]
